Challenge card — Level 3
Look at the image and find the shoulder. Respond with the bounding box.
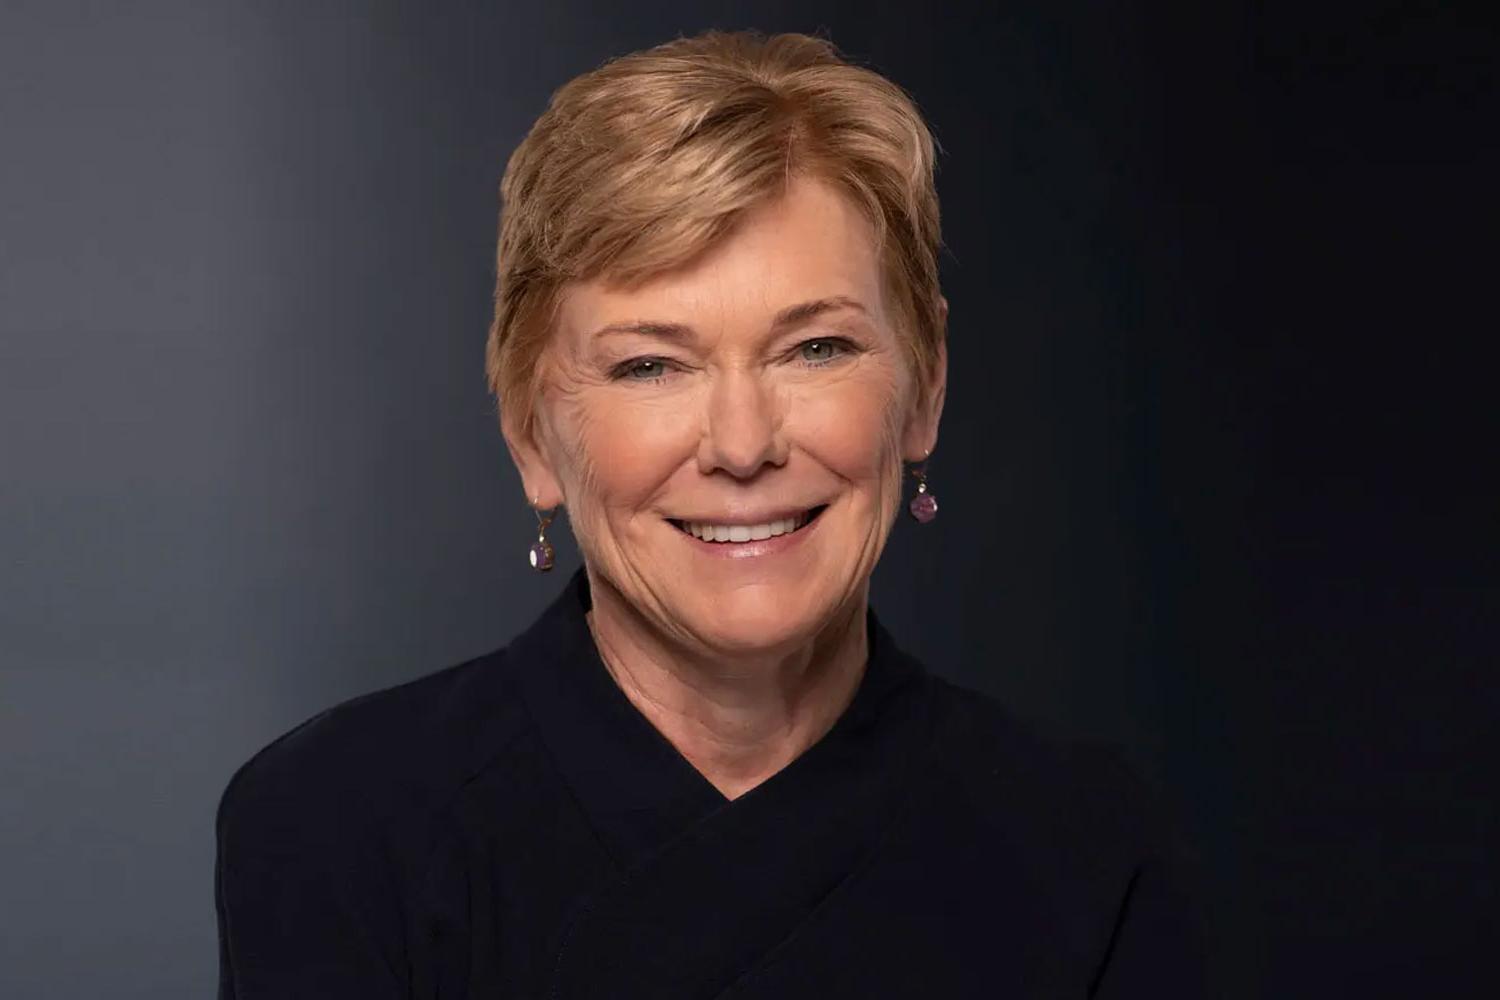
[215,645,531,858]
[921,677,1212,989]
[923,676,1179,862]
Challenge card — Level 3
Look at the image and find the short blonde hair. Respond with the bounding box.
[486,29,945,433]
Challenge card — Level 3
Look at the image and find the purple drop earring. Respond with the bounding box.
[528,499,556,572]
[908,452,938,523]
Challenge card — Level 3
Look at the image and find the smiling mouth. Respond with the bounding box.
[667,504,829,543]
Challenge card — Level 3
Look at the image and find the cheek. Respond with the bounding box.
[790,365,906,485]
[551,388,700,519]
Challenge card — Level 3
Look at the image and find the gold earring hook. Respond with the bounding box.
[530,496,554,535]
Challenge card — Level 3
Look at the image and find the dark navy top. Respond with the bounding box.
[215,567,1210,998]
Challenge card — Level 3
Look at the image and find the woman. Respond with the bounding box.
[215,29,1208,998]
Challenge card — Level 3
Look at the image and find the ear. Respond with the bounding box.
[500,399,567,511]
[901,295,948,462]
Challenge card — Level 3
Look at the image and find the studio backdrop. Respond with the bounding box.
[2,2,1492,997]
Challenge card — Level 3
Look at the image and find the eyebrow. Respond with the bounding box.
[587,295,869,345]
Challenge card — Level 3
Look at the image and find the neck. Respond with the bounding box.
[583,568,870,801]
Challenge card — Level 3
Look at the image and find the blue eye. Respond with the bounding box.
[614,357,675,382]
[797,338,850,366]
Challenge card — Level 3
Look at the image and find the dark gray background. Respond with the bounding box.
[2,1,1493,997]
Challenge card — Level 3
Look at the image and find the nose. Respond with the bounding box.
[699,367,787,478]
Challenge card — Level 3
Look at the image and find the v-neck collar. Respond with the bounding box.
[508,567,929,873]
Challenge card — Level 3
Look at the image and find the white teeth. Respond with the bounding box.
[682,513,808,542]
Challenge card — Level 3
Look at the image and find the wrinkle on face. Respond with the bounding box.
[518,174,938,664]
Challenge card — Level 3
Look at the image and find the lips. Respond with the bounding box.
[667,504,829,543]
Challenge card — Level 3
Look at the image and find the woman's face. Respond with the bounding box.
[506,175,945,656]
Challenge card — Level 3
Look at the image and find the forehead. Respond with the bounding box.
[557,175,888,339]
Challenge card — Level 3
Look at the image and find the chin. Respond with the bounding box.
[687,584,829,655]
